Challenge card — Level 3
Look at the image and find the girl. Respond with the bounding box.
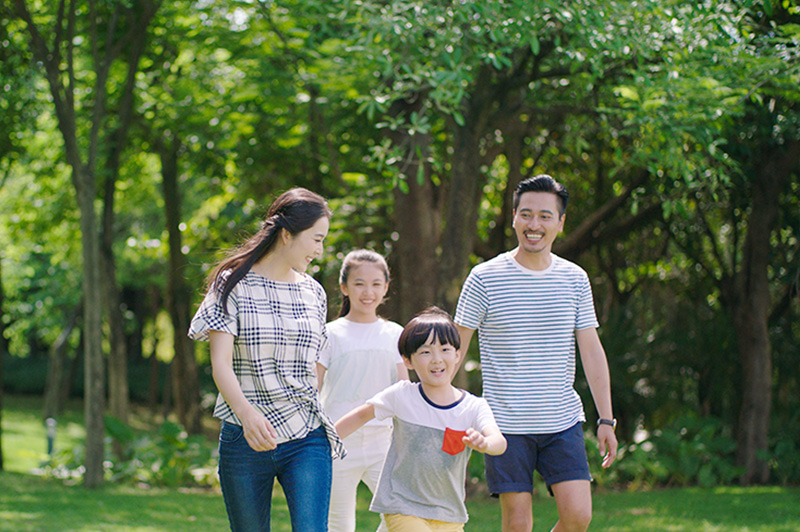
[317,250,409,532]
[189,187,343,532]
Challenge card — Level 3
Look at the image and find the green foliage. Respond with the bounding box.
[646,415,742,487]
[41,417,218,488]
[3,0,799,493]
[588,414,744,490]
[766,405,800,485]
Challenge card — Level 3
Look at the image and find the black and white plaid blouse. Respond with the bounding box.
[189,270,344,459]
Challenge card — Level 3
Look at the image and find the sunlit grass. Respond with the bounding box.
[0,472,229,532]
[3,395,800,532]
[3,471,799,532]
[2,395,85,474]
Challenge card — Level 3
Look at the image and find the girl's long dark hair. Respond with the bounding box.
[337,249,391,318]
[207,187,331,313]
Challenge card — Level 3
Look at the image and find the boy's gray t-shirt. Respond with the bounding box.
[367,381,498,523]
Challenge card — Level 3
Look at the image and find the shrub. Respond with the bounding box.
[766,436,800,485]
[587,413,743,489]
[40,416,218,488]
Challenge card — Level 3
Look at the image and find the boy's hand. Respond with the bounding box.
[463,427,488,453]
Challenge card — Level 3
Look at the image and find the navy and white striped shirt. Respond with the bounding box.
[455,252,599,434]
[189,270,344,458]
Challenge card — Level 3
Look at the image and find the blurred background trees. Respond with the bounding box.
[0,0,798,487]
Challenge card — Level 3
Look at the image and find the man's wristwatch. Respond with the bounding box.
[597,418,617,430]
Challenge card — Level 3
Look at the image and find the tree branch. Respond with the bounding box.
[555,169,650,257]
[66,0,76,113]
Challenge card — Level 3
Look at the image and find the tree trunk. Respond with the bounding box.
[733,140,798,484]
[0,258,6,471]
[101,245,130,426]
[160,139,203,434]
[43,315,78,419]
[100,1,151,430]
[385,96,439,323]
[13,0,159,487]
[392,173,439,322]
[60,331,82,407]
[435,61,529,310]
[484,131,527,258]
[77,167,107,489]
[146,287,162,414]
[100,143,130,429]
[148,340,162,414]
[436,122,488,311]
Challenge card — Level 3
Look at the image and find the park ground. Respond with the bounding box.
[2,394,799,532]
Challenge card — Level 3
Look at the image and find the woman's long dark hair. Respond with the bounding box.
[207,187,331,313]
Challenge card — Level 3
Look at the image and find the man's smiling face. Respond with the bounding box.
[512,191,565,257]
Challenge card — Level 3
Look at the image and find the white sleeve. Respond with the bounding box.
[367,381,407,421]
[317,323,333,368]
[474,397,500,433]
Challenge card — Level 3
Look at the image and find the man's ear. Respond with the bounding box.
[402,356,414,371]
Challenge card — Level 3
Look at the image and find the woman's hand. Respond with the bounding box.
[240,409,278,451]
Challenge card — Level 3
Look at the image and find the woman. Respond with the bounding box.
[189,187,343,532]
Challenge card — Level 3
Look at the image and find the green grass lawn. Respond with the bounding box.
[3,395,800,531]
[2,394,86,474]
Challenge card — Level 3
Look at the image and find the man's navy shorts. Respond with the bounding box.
[485,421,592,496]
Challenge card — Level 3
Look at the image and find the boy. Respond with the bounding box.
[335,307,507,532]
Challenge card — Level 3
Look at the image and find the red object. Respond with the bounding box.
[442,427,468,455]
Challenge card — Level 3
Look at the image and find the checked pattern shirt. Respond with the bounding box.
[189,270,344,458]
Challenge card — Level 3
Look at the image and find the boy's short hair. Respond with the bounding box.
[398,306,461,358]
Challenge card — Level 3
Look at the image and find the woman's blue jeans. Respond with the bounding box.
[218,422,332,532]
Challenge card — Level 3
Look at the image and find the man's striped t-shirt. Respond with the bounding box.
[454,252,599,434]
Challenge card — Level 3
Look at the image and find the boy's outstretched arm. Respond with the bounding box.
[463,426,507,456]
[335,403,376,440]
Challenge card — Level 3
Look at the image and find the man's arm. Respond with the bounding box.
[576,327,618,467]
[455,324,476,372]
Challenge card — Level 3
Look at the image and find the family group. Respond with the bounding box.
[188,175,618,532]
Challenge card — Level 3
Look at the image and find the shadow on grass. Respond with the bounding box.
[1,471,231,532]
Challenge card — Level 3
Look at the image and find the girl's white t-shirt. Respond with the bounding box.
[318,317,404,427]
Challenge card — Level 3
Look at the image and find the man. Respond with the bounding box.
[454,174,618,532]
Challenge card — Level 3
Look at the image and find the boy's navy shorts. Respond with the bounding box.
[485,421,592,496]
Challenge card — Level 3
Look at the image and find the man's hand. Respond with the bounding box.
[597,425,618,468]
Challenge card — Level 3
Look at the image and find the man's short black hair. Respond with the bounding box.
[513,174,569,216]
